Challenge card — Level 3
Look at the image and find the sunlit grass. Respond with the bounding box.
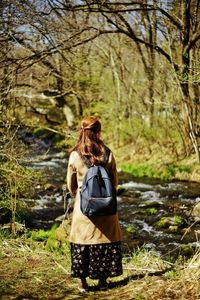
[0,231,199,300]
[120,162,193,181]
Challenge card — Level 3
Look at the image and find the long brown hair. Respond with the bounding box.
[73,116,106,164]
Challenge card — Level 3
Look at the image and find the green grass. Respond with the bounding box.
[120,163,156,178]
[29,225,58,241]
[120,162,193,181]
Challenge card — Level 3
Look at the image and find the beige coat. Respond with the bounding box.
[67,150,122,245]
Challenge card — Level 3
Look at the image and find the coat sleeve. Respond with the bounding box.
[67,152,78,197]
[107,151,118,190]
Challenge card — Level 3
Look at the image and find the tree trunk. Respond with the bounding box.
[180,0,200,162]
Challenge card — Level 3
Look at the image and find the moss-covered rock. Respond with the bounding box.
[126,226,139,238]
[146,207,158,215]
[168,225,178,233]
[156,216,184,228]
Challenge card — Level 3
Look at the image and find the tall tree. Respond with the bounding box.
[0,0,97,127]
[64,0,200,161]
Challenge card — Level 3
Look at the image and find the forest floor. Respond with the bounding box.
[0,235,200,300]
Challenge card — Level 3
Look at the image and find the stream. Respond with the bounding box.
[118,174,200,258]
[19,130,200,259]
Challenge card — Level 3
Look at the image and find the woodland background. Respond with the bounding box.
[1,0,200,154]
[0,2,200,299]
[0,0,200,225]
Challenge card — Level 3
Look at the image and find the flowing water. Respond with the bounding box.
[19,131,200,258]
[24,155,200,259]
[118,174,200,257]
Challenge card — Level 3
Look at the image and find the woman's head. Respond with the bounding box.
[81,116,101,133]
[74,116,105,163]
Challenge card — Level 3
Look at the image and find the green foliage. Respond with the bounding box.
[126,225,135,234]
[161,164,176,180]
[121,162,192,181]
[164,269,178,279]
[28,225,71,255]
[1,0,200,167]
[174,215,183,227]
[46,236,60,252]
[156,217,168,228]
[121,163,156,178]
[160,164,192,181]
[180,245,194,256]
[156,215,183,229]
[177,165,192,173]
[0,128,42,228]
[30,225,57,241]
[146,207,157,215]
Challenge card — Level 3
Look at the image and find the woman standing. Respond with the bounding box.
[67,116,122,292]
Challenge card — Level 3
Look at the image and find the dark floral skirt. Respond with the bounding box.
[70,242,123,279]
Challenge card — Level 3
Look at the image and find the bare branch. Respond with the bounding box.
[71,1,182,29]
[185,24,200,53]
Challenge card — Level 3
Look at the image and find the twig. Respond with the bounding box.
[54,260,71,275]
[124,267,164,272]
[181,220,198,240]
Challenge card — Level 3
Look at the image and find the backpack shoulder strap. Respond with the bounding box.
[103,147,111,166]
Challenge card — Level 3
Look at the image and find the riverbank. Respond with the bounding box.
[116,143,200,182]
[16,127,200,183]
[0,231,199,300]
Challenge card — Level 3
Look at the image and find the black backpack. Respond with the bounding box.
[79,148,117,217]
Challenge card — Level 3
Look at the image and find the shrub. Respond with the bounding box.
[0,127,41,234]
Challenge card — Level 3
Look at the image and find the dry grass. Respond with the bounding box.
[0,238,199,300]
